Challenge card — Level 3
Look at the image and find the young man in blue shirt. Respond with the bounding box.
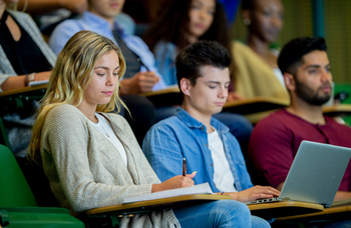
[143,40,279,203]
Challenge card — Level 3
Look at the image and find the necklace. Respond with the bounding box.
[96,114,110,138]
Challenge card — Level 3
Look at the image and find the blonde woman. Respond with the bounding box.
[28,31,253,228]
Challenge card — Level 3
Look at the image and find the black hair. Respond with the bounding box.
[143,0,230,52]
[241,0,257,10]
[278,37,327,74]
[176,40,231,90]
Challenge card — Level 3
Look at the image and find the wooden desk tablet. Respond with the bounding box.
[0,84,47,98]
[247,201,324,219]
[276,205,351,222]
[140,86,181,107]
[323,104,351,118]
[222,96,290,115]
[86,194,231,216]
[86,194,325,221]
[242,110,278,125]
[221,96,289,124]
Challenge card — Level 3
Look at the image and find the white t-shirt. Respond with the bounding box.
[273,68,285,88]
[271,48,285,88]
[89,113,128,167]
[208,128,237,192]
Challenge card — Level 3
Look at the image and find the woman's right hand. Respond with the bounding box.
[151,172,196,193]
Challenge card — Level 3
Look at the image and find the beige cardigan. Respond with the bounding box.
[40,104,180,228]
[233,41,290,102]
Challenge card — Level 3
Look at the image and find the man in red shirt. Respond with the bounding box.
[249,37,351,201]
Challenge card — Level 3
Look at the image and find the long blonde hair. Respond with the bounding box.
[28,30,127,162]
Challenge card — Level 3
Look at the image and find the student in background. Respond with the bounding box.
[28,30,264,228]
[233,0,289,101]
[143,0,253,154]
[143,41,278,227]
[0,0,56,156]
[143,0,232,89]
[249,37,351,202]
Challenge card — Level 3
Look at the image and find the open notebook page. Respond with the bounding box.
[123,182,213,204]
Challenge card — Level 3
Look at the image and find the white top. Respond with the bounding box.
[271,48,285,88]
[273,68,285,88]
[89,113,128,166]
[208,128,237,192]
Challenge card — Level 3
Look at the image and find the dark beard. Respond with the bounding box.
[295,79,331,105]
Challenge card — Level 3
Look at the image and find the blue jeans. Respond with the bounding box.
[173,200,270,228]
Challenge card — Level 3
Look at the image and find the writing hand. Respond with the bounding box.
[151,172,196,193]
[226,185,280,202]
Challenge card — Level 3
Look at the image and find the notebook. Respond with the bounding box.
[246,140,351,207]
[122,182,213,204]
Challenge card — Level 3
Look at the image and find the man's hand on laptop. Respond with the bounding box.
[224,186,280,202]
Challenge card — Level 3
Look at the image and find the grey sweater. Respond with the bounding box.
[41,104,180,228]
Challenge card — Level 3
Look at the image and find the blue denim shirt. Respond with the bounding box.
[143,108,253,192]
[153,41,178,86]
[49,11,166,91]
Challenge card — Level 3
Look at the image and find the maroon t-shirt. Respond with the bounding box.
[249,109,351,191]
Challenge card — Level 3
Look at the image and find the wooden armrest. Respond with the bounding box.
[86,194,231,216]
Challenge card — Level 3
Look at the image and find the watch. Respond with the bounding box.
[25,73,36,86]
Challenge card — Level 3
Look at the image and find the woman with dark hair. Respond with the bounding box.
[143,0,233,88]
[233,0,289,101]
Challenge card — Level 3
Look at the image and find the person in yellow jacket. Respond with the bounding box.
[233,0,289,102]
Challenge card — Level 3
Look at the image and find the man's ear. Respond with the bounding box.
[180,78,191,95]
[284,73,296,92]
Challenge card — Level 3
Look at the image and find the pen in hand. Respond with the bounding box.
[182,158,187,176]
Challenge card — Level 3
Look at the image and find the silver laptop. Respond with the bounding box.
[246,140,351,207]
